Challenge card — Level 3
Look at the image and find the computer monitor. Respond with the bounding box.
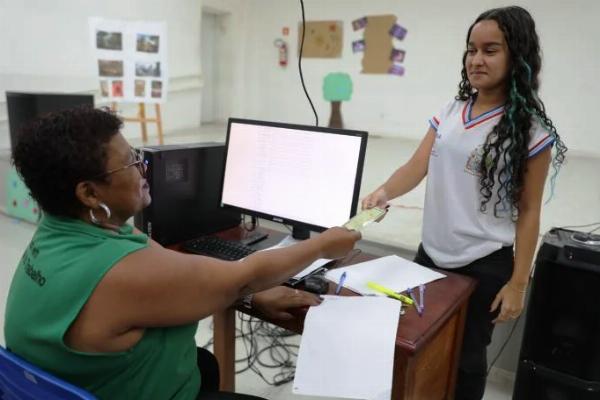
[6,92,95,153]
[221,118,368,239]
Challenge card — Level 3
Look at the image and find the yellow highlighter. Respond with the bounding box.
[367,281,414,305]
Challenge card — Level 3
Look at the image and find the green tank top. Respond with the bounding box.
[4,214,200,399]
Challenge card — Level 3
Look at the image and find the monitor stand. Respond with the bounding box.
[239,230,269,246]
[292,226,310,240]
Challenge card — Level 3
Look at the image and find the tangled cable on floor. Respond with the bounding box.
[201,313,300,386]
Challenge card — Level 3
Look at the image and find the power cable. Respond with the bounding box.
[298,0,319,126]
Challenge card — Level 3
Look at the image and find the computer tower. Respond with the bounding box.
[513,228,600,399]
[134,143,241,246]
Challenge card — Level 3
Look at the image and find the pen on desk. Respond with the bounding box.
[419,284,425,312]
[367,281,413,305]
[408,287,423,316]
[335,271,347,295]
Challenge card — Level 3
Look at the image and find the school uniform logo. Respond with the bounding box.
[464,145,493,176]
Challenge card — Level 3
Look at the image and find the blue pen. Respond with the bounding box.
[335,272,347,295]
[407,287,422,316]
[419,284,425,312]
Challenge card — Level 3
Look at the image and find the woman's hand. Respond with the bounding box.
[361,187,389,210]
[317,227,361,260]
[490,282,527,324]
[252,286,322,320]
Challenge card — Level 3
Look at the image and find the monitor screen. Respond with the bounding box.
[6,92,95,153]
[221,118,368,239]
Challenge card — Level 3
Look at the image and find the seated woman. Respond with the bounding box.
[4,107,360,400]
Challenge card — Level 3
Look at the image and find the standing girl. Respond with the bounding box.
[362,6,567,399]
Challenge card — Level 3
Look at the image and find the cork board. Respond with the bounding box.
[361,15,397,74]
[298,20,343,58]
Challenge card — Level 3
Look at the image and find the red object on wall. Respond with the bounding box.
[282,27,289,36]
[278,42,288,66]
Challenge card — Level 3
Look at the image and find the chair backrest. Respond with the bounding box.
[0,346,96,400]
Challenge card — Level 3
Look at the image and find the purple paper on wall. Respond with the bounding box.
[352,39,365,53]
[390,49,406,62]
[389,23,408,40]
[352,17,368,31]
[388,64,405,76]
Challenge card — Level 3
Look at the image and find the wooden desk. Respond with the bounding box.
[184,227,476,400]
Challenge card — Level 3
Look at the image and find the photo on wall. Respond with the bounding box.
[391,49,405,62]
[137,34,160,53]
[98,60,124,77]
[151,81,162,98]
[112,80,124,97]
[135,80,146,97]
[96,30,123,50]
[352,17,367,31]
[135,61,161,77]
[100,80,109,97]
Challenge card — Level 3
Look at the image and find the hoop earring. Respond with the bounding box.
[90,203,111,225]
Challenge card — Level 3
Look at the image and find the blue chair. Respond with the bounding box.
[0,346,96,400]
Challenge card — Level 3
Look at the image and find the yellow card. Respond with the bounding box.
[343,207,387,231]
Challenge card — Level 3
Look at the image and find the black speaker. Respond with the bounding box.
[134,143,241,246]
[513,228,600,399]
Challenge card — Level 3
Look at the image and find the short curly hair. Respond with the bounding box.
[12,106,123,218]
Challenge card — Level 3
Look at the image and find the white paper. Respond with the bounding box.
[89,18,168,103]
[259,235,332,279]
[325,255,446,296]
[293,296,400,400]
[292,258,333,279]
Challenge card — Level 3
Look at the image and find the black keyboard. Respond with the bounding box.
[182,236,257,261]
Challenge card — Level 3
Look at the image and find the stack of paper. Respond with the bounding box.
[293,296,401,400]
[325,255,446,295]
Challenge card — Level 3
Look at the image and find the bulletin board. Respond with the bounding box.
[298,20,343,58]
[89,17,168,103]
[352,14,408,76]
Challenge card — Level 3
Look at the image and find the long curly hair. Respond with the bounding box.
[456,6,567,218]
[12,107,122,218]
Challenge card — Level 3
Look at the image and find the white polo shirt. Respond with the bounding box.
[422,99,554,268]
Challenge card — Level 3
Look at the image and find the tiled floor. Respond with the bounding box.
[1,124,599,399]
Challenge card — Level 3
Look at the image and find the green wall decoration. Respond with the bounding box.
[323,72,353,129]
[6,166,40,224]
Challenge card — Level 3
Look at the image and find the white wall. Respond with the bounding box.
[0,0,204,148]
[2,0,596,155]
[201,11,217,123]
[202,0,251,122]
[218,0,600,156]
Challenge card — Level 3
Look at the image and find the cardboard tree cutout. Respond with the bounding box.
[323,73,353,129]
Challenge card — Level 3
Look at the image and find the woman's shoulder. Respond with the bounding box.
[34,215,148,265]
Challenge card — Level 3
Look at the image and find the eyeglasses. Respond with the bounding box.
[94,147,148,179]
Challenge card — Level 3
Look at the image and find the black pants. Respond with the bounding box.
[414,244,513,400]
[196,347,266,400]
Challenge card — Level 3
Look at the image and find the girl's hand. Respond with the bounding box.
[361,187,389,210]
[490,282,526,324]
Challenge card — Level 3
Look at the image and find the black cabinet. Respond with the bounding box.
[514,228,600,399]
